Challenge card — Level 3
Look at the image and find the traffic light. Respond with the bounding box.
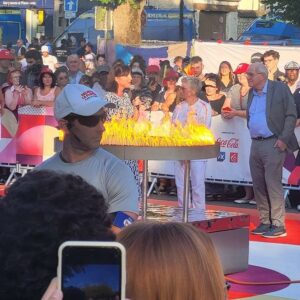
[37,9,45,26]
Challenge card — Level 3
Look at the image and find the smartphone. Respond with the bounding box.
[58,241,126,300]
[222,106,232,112]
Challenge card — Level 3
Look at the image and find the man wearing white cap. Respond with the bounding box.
[41,45,58,72]
[36,84,139,232]
[284,61,300,93]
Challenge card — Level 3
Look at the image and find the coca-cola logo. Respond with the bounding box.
[216,138,239,148]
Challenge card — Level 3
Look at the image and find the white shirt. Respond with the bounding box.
[288,80,300,94]
[172,98,212,128]
[42,55,58,72]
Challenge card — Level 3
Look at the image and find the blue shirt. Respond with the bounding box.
[69,71,84,84]
[249,81,273,138]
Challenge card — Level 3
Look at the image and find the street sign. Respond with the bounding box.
[65,11,76,19]
[64,0,78,12]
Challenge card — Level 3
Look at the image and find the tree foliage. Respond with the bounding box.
[95,0,143,9]
[262,0,300,26]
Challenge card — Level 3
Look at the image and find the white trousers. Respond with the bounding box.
[175,160,206,210]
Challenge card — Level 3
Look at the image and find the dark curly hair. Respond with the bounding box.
[0,170,114,300]
[39,71,56,89]
[129,55,146,74]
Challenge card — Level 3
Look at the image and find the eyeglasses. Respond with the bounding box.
[67,112,107,127]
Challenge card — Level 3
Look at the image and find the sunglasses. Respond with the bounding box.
[67,112,107,127]
[58,76,68,80]
[205,84,217,88]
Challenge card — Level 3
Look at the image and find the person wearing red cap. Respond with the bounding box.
[145,65,162,106]
[0,49,14,86]
[222,63,250,119]
[151,69,180,196]
[146,64,160,74]
[221,63,255,205]
[152,69,179,113]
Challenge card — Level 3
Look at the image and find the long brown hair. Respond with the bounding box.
[106,62,130,93]
[218,61,234,83]
[117,222,226,300]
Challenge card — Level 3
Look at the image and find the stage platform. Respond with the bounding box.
[146,203,250,274]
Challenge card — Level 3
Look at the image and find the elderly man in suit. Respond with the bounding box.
[246,62,298,238]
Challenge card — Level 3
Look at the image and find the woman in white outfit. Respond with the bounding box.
[172,77,212,210]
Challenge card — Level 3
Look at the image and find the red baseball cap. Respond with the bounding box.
[41,67,53,74]
[146,65,160,74]
[233,63,249,75]
[0,49,14,60]
[164,69,179,81]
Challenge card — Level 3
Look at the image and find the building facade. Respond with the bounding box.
[147,0,265,40]
[0,0,54,39]
[53,0,266,41]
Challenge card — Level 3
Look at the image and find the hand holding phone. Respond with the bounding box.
[222,106,232,112]
[58,241,126,300]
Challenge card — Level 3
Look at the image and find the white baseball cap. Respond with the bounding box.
[41,45,49,53]
[55,84,115,120]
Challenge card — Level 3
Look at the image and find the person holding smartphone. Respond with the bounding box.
[4,69,33,116]
[221,63,255,205]
[36,84,139,232]
[221,63,250,119]
[0,170,115,299]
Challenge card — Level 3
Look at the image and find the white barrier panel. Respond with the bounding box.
[206,115,251,182]
[193,41,300,74]
[148,114,300,186]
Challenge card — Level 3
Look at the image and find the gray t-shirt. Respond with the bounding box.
[36,148,139,214]
[227,84,249,110]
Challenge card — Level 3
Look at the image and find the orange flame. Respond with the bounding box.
[101,116,215,147]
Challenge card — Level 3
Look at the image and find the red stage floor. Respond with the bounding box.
[148,198,300,300]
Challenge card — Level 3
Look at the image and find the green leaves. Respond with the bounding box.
[95,0,142,9]
[262,0,300,26]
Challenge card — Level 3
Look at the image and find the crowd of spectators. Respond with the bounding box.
[0,38,300,209]
[0,37,300,297]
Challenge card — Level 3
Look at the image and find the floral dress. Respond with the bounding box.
[105,92,141,199]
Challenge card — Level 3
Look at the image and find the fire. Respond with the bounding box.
[100,116,215,147]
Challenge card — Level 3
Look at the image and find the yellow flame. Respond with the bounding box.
[101,116,215,147]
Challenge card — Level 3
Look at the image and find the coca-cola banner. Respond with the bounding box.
[206,115,252,183]
[148,114,300,187]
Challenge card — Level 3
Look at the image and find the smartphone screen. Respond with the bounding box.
[60,244,123,300]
